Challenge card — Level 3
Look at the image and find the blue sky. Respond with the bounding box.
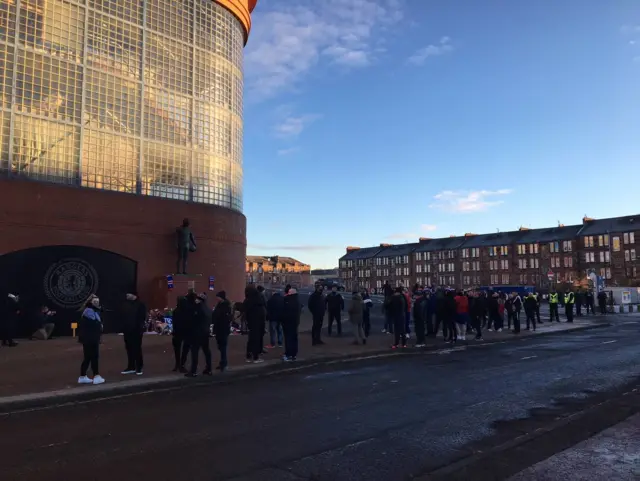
[242,0,640,269]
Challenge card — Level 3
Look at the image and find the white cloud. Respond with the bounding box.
[408,36,454,66]
[421,224,437,232]
[429,189,513,213]
[273,113,321,137]
[245,0,404,100]
[277,147,299,156]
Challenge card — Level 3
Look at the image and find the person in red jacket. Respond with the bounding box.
[454,291,470,341]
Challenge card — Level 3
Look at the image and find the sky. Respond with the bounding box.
[242,0,640,269]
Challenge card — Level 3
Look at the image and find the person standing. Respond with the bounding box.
[597,290,608,315]
[434,289,448,340]
[171,296,190,372]
[487,292,502,332]
[266,290,284,348]
[549,290,560,322]
[512,292,522,334]
[362,288,373,338]
[454,291,470,341]
[388,287,407,348]
[325,286,344,337]
[564,290,575,322]
[307,284,326,346]
[524,292,537,331]
[212,291,232,372]
[505,293,514,329]
[470,292,483,340]
[534,292,542,324]
[186,292,213,376]
[282,285,301,361]
[31,305,56,340]
[78,296,105,385]
[425,290,436,337]
[1,293,20,347]
[575,290,584,317]
[585,291,595,314]
[243,286,266,363]
[120,291,147,376]
[348,291,365,345]
[413,290,427,347]
[175,218,196,274]
[403,287,412,340]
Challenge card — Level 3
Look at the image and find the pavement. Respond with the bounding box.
[0,308,610,409]
[1,317,638,481]
[507,415,640,481]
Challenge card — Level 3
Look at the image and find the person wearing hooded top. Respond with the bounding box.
[444,290,458,343]
[244,285,266,363]
[487,292,502,332]
[171,295,190,372]
[282,285,301,361]
[512,292,523,333]
[120,291,147,375]
[325,286,344,336]
[186,292,213,377]
[524,292,538,331]
[387,287,407,349]
[78,296,105,385]
[308,283,326,346]
[434,289,448,340]
[1,293,20,347]
[212,290,232,371]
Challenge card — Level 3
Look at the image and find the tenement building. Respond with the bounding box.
[339,215,639,292]
[0,0,258,327]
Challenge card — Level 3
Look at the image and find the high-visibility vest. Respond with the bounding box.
[549,293,558,304]
[564,292,575,304]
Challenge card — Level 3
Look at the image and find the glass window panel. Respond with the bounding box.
[15,50,83,123]
[0,110,9,173]
[193,101,231,155]
[144,87,191,145]
[192,152,230,206]
[85,68,141,135]
[42,0,85,60]
[0,0,17,43]
[145,31,192,95]
[87,10,142,79]
[89,0,142,25]
[141,141,190,200]
[12,114,80,184]
[194,50,231,109]
[0,43,14,109]
[147,0,193,44]
[81,129,138,193]
[18,1,45,46]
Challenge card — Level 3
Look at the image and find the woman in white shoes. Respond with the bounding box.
[78,296,106,385]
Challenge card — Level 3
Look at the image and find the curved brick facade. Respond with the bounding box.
[0,178,247,305]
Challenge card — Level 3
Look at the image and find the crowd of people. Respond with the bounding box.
[373,282,611,349]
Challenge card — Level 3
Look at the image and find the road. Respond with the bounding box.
[2,320,639,481]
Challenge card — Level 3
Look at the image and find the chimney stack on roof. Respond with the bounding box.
[380,243,392,247]
[518,226,530,231]
[419,237,432,242]
[464,233,477,237]
[583,216,595,223]
[346,246,360,252]
[449,235,456,238]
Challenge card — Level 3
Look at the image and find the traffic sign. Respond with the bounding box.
[547,270,554,281]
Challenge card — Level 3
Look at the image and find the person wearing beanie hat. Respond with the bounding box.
[212,290,232,371]
[120,291,147,375]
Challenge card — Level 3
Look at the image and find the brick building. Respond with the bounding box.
[339,215,640,293]
[246,255,311,287]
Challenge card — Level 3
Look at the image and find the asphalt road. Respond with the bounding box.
[2,319,639,481]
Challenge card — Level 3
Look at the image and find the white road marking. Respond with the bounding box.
[601,340,617,344]
[521,356,538,360]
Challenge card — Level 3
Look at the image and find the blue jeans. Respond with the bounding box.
[269,320,283,346]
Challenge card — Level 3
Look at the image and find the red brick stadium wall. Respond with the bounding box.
[0,178,247,307]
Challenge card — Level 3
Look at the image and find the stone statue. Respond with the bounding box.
[176,218,196,274]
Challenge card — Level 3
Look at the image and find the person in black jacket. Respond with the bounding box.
[266,291,284,348]
[78,296,105,385]
[282,285,301,361]
[487,292,502,332]
[524,293,537,331]
[212,291,232,372]
[244,285,266,363]
[387,288,407,348]
[325,286,344,336]
[512,293,523,333]
[469,292,483,340]
[412,290,427,347]
[307,284,326,345]
[186,292,213,377]
[444,290,457,343]
[120,291,147,375]
[362,289,373,338]
[505,295,514,329]
[171,296,190,372]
